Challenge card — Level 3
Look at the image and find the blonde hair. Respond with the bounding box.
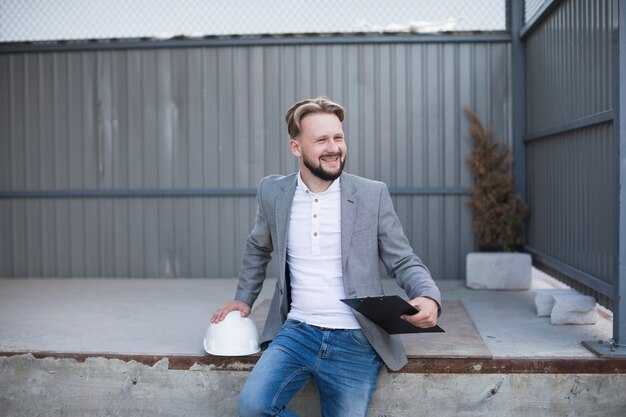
[285,96,345,138]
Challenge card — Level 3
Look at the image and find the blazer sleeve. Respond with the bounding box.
[234,178,274,308]
[376,184,442,309]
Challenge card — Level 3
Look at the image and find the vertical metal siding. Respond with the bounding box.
[0,41,511,279]
[526,0,614,133]
[525,0,617,306]
[527,123,617,281]
[0,55,10,277]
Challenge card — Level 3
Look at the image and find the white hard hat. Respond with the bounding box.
[203,310,261,356]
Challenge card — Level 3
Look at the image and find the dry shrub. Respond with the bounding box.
[465,107,528,251]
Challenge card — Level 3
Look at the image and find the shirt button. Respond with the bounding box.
[314,198,319,203]
[306,190,309,193]
[313,214,318,218]
[313,232,318,236]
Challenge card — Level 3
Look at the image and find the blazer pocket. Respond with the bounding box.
[353,223,374,234]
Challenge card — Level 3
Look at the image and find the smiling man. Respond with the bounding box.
[212,96,441,417]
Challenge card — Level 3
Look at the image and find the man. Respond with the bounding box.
[212,97,441,417]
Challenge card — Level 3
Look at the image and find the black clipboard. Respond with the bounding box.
[341,295,444,334]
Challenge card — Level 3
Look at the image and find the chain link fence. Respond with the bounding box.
[524,0,551,24]
[0,0,506,44]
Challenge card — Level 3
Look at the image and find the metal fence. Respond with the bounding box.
[521,0,618,311]
[0,0,506,43]
[524,0,552,23]
[0,38,512,279]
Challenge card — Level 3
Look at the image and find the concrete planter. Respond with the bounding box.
[466,252,532,290]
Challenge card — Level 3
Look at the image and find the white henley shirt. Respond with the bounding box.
[286,173,360,329]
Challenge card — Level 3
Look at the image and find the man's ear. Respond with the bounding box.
[289,138,301,157]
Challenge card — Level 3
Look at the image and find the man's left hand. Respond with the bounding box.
[400,297,439,328]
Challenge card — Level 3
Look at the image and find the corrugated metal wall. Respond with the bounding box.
[524,0,617,308]
[0,40,511,279]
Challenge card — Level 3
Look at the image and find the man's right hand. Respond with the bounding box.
[211,300,251,323]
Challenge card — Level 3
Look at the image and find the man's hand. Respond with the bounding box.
[211,300,251,324]
[400,296,439,328]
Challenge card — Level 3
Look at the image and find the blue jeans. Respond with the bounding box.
[238,319,382,417]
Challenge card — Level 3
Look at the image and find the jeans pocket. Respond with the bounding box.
[348,329,371,346]
[283,319,305,329]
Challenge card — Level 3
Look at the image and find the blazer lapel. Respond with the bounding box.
[275,175,297,270]
[341,173,359,270]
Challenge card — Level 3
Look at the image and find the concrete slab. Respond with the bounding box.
[0,268,614,359]
[1,269,625,417]
[0,277,276,356]
[381,276,612,358]
[401,300,491,358]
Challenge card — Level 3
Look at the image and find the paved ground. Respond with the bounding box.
[3,269,625,417]
[0,268,612,360]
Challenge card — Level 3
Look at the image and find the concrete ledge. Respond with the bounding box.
[4,350,626,374]
[2,353,626,417]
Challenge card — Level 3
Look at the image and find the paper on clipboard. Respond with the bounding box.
[341,295,445,334]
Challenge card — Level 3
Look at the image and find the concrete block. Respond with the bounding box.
[534,289,578,317]
[550,294,597,325]
[466,252,532,290]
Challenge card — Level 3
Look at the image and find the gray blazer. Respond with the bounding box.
[234,172,441,371]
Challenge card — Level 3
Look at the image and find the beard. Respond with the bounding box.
[302,151,345,182]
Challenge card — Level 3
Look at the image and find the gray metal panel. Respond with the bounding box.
[0,201,11,276]
[0,41,511,278]
[526,122,617,290]
[525,0,615,135]
[522,0,618,310]
[0,56,10,276]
